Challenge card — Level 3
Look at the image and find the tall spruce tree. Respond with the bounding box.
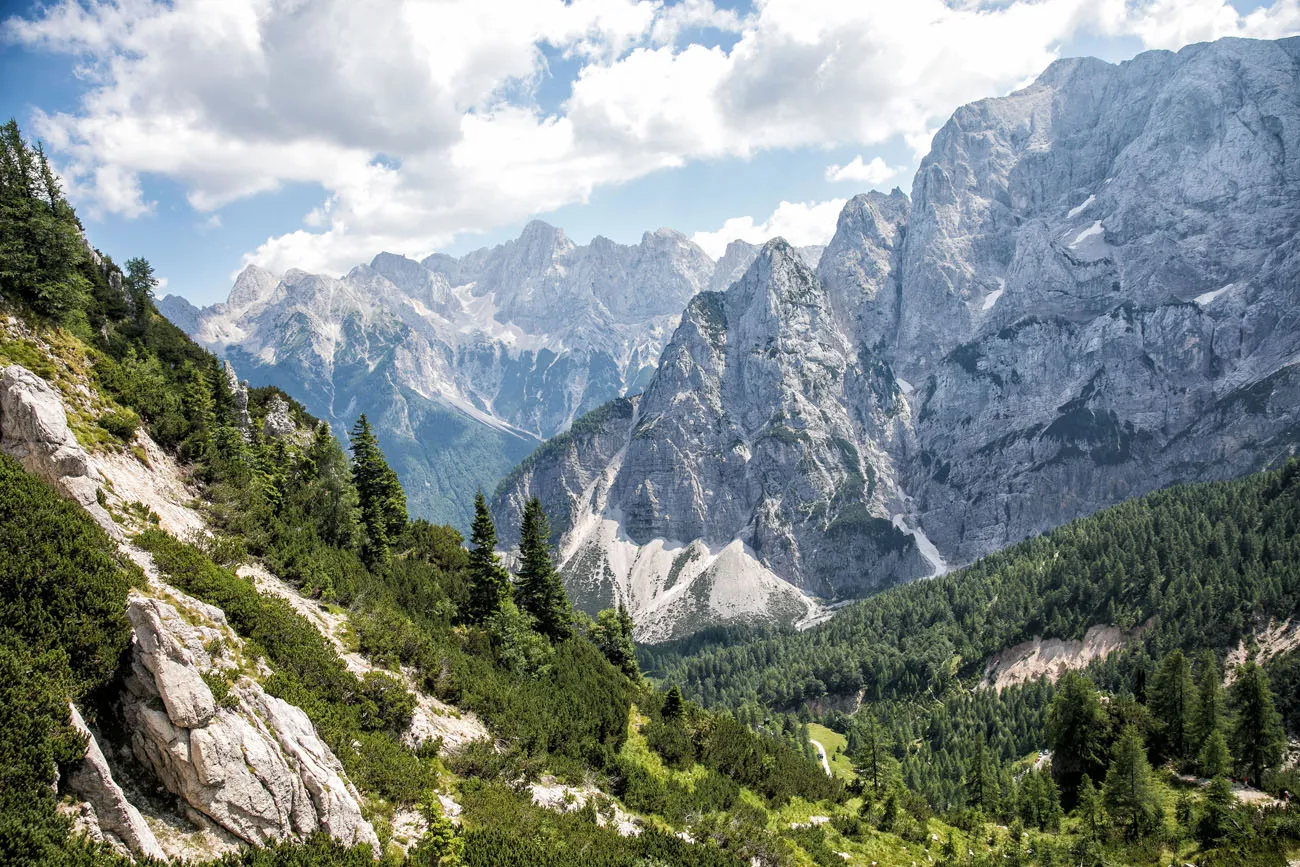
[662,685,685,721]
[1103,724,1164,839]
[1150,648,1195,761]
[1046,671,1109,801]
[850,710,896,797]
[349,414,406,565]
[1228,661,1285,787]
[966,733,999,813]
[592,603,638,678]
[0,119,88,320]
[466,491,511,624]
[1191,649,1226,754]
[515,497,573,642]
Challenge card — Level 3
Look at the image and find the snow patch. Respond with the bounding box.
[982,288,1005,311]
[1069,220,1104,249]
[895,377,914,395]
[1067,194,1095,219]
[1194,283,1236,306]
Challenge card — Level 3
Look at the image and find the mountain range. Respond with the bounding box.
[491,36,1300,640]
[162,36,1300,642]
[160,228,822,527]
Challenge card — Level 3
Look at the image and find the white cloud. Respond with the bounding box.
[7,0,1300,280]
[825,156,903,186]
[691,198,846,259]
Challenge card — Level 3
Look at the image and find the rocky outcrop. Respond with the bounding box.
[122,595,379,851]
[0,364,117,535]
[497,36,1300,640]
[495,241,928,640]
[64,704,168,861]
[223,361,251,433]
[262,395,296,439]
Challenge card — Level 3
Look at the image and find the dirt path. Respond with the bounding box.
[810,739,831,777]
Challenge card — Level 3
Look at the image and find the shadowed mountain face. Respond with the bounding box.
[159,225,821,528]
[493,36,1300,640]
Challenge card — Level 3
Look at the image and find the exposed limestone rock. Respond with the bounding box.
[64,704,168,861]
[0,364,117,535]
[121,595,379,851]
[262,395,296,439]
[980,623,1147,691]
[223,361,251,433]
[496,36,1300,640]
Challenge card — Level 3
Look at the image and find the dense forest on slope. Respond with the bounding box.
[645,461,1300,714]
[640,459,1300,861]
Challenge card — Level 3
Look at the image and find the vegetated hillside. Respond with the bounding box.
[643,461,1300,855]
[647,462,1300,713]
[0,118,848,867]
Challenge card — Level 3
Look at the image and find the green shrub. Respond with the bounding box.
[97,409,139,441]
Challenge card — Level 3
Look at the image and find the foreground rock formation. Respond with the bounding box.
[0,359,379,858]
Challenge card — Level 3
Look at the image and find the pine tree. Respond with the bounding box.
[1075,775,1105,841]
[662,685,685,721]
[1046,671,1108,802]
[1149,648,1195,761]
[123,256,157,317]
[1102,724,1164,839]
[1228,661,1285,787]
[1197,729,1231,779]
[1191,649,1225,754]
[349,414,406,565]
[0,119,88,320]
[850,710,895,797]
[591,603,638,678]
[966,733,998,813]
[466,491,511,624]
[514,497,572,642]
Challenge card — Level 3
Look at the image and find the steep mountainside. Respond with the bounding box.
[162,225,822,528]
[496,36,1300,639]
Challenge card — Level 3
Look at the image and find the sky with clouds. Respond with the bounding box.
[3,0,1299,304]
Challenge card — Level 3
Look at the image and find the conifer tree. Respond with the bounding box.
[1046,671,1108,801]
[466,491,511,624]
[514,497,573,642]
[1191,649,1226,754]
[1198,729,1231,779]
[1075,775,1106,841]
[850,710,895,797]
[1103,724,1164,839]
[662,685,685,721]
[0,119,88,320]
[1228,661,1285,787]
[349,414,406,564]
[966,733,998,813]
[1150,648,1195,761]
[592,603,638,678]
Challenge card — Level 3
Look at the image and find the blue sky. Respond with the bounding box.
[2,0,1295,305]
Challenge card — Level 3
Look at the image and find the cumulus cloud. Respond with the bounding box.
[825,156,904,186]
[6,0,1300,279]
[691,198,847,259]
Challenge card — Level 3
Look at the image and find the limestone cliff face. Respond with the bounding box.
[497,36,1300,640]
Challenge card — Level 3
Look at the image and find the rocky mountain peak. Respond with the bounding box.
[227,264,279,312]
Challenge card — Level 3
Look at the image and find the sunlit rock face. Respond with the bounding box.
[496,37,1300,640]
